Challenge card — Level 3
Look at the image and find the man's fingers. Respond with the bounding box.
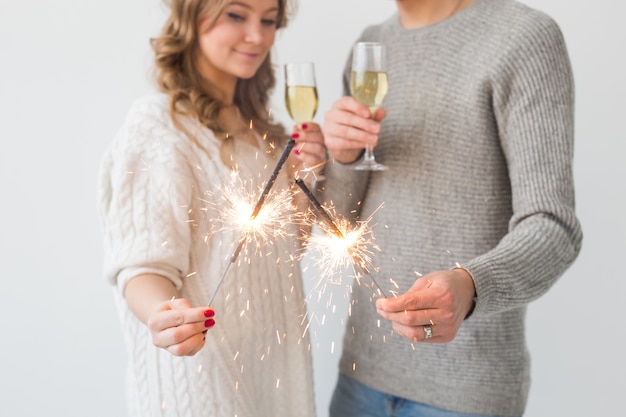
[377,305,437,326]
[376,287,436,312]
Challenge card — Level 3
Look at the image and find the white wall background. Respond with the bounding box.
[0,1,623,416]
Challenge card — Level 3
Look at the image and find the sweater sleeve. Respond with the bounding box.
[99,97,195,295]
[465,14,583,316]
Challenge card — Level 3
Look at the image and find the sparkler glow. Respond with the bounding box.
[216,177,296,248]
[294,179,387,297]
[207,139,297,306]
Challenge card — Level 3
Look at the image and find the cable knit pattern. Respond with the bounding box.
[320,1,582,415]
[99,93,315,417]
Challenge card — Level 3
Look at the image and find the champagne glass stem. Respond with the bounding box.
[363,145,376,163]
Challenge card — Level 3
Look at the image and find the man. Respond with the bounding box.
[319,0,582,415]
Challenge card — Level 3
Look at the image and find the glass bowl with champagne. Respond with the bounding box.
[284,62,324,181]
[350,42,389,171]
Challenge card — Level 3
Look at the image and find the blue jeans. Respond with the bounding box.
[329,373,515,417]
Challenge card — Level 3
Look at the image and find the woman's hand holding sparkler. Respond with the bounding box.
[375,268,476,343]
[125,274,216,356]
[288,122,327,181]
[147,298,216,356]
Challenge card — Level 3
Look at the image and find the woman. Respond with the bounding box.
[98,0,324,416]
[321,0,582,416]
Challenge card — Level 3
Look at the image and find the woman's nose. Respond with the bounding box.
[244,22,264,43]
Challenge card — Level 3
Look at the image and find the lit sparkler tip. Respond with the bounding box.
[206,139,297,305]
[296,178,387,297]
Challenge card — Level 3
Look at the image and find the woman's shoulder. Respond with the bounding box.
[124,92,172,126]
[108,93,185,159]
[112,93,222,161]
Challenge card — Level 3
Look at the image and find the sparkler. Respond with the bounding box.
[208,139,296,306]
[294,179,387,297]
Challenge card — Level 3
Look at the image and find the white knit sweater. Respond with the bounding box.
[99,94,315,417]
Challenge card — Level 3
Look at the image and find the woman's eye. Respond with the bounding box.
[261,18,277,27]
[227,12,245,22]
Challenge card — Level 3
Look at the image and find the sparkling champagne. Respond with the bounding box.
[285,85,319,123]
[350,42,389,171]
[350,70,388,114]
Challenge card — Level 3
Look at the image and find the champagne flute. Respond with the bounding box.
[350,42,389,171]
[284,62,325,181]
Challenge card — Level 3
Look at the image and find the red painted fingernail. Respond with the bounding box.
[291,132,300,139]
[204,319,215,328]
[294,149,301,155]
[301,123,308,130]
[204,309,214,318]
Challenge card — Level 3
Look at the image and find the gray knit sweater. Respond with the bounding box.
[320,0,582,415]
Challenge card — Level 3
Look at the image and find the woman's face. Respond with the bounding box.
[196,0,280,98]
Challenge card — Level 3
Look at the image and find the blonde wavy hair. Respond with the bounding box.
[152,0,291,143]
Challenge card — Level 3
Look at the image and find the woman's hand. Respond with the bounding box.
[124,274,216,356]
[375,268,476,343]
[287,122,327,180]
[322,96,386,164]
[147,298,216,356]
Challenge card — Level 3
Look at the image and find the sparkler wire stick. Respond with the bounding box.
[250,138,296,218]
[294,179,387,297]
[208,139,297,306]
